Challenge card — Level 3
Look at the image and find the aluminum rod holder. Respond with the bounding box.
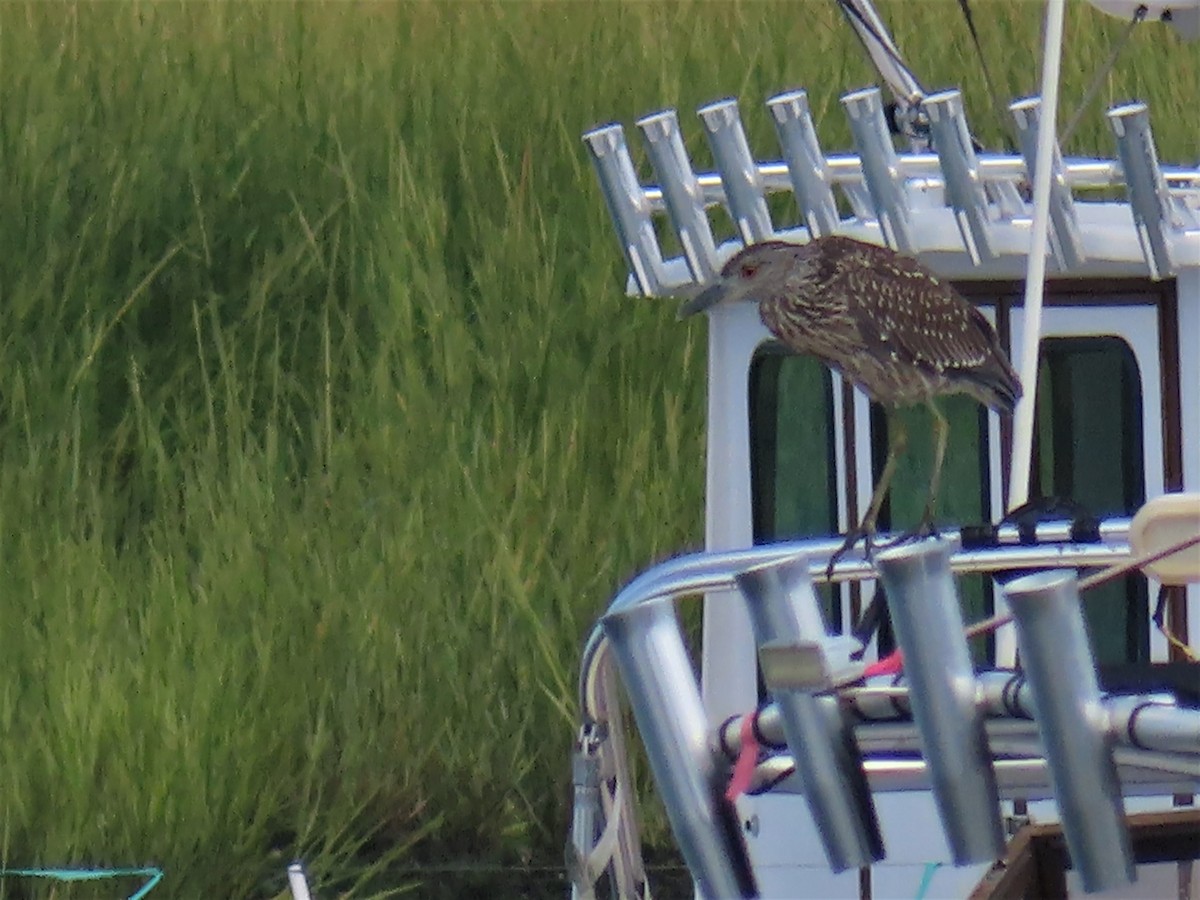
[873,539,1006,864]
[924,90,995,264]
[601,598,758,898]
[1010,96,1086,271]
[841,86,915,253]
[636,109,720,283]
[697,98,774,244]
[1108,102,1176,280]
[581,123,670,297]
[766,89,841,238]
[735,555,883,871]
[1003,569,1136,893]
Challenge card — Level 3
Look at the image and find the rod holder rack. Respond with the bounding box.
[1010,95,1087,271]
[873,539,1006,864]
[636,109,719,282]
[924,89,995,265]
[583,91,1200,294]
[572,518,1200,891]
[1109,102,1178,279]
[1004,570,1137,893]
[698,98,775,245]
[735,555,883,871]
[602,597,758,899]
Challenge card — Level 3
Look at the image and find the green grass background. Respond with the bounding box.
[0,1,1194,896]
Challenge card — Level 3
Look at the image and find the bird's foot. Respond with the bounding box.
[826,525,876,581]
[882,513,940,549]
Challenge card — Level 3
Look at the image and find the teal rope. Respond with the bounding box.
[0,867,163,900]
[914,861,943,900]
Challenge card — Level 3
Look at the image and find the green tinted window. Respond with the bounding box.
[748,349,839,627]
[749,349,838,541]
[1033,336,1147,664]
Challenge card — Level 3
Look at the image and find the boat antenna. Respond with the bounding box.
[834,0,931,148]
[1060,3,1148,146]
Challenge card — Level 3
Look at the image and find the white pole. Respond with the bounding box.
[287,863,313,900]
[1008,0,1068,512]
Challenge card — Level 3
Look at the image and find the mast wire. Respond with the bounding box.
[1060,4,1148,148]
[957,0,1019,153]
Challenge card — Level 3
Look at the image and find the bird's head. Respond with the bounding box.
[677,239,816,319]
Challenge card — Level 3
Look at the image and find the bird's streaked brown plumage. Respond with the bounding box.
[680,235,1022,558]
[682,235,1020,412]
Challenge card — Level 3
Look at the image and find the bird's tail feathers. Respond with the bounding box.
[962,359,1022,413]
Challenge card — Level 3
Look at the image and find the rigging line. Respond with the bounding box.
[957,0,1018,153]
[1061,4,1148,147]
[835,0,926,102]
[865,531,1200,677]
[963,530,1200,641]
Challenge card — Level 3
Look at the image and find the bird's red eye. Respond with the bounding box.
[739,263,758,279]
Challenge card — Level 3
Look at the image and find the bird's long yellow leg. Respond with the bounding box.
[827,410,907,579]
[920,398,949,533]
[863,411,907,537]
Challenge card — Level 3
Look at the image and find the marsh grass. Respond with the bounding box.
[0,1,1194,895]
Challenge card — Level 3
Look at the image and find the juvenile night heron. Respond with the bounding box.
[680,235,1021,560]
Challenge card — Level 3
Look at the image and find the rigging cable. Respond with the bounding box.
[957,0,1019,152]
[1060,3,1148,147]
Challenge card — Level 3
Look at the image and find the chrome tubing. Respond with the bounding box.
[924,89,995,264]
[1109,102,1179,279]
[1004,570,1136,893]
[580,520,1132,722]
[601,597,758,898]
[873,539,1006,864]
[1010,96,1087,270]
[766,89,840,238]
[735,556,884,871]
[842,86,916,253]
[580,123,669,296]
[1106,695,1200,758]
[635,109,719,282]
[723,675,1200,764]
[632,155,1200,218]
[698,98,775,244]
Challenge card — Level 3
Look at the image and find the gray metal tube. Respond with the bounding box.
[735,556,883,871]
[697,98,774,244]
[1106,696,1200,756]
[581,123,669,296]
[766,89,840,238]
[601,597,758,898]
[636,109,719,282]
[841,86,915,253]
[1003,570,1136,893]
[1109,102,1176,279]
[1010,96,1086,270]
[924,89,995,264]
[873,539,1006,864]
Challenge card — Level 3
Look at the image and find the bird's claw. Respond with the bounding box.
[826,526,876,581]
[881,515,940,550]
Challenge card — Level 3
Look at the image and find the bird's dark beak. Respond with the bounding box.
[676,281,727,320]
